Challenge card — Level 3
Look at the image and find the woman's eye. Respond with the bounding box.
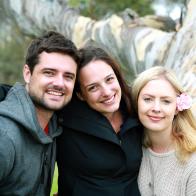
[163,100,171,104]
[143,97,151,102]
[106,76,114,82]
[88,86,97,92]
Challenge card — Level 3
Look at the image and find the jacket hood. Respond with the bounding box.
[0,83,60,144]
[58,94,140,144]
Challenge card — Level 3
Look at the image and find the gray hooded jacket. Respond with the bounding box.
[0,83,62,196]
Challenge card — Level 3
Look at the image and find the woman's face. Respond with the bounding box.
[78,60,122,118]
[137,78,178,135]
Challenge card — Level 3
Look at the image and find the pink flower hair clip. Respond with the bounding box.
[176,93,192,111]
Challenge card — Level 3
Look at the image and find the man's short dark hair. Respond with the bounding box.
[25,31,79,72]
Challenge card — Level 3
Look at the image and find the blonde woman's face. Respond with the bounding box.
[138,78,178,134]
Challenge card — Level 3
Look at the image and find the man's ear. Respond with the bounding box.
[23,64,31,84]
[76,92,85,101]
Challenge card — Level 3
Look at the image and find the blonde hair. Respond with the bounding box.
[132,66,196,162]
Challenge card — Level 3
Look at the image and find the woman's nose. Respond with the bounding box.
[152,101,161,113]
[101,85,111,96]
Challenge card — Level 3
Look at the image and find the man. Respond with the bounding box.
[0,31,79,195]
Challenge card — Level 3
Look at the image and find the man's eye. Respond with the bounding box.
[64,73,75,81]
[44,71,54,76]
[65,75,74,80]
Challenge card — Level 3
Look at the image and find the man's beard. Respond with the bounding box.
[30,94,59,112]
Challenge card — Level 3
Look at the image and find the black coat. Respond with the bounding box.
[57,95,143,196]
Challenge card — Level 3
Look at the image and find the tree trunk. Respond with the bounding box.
[3,0,196,111]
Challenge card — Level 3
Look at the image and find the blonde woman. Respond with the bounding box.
[132,66,196,196]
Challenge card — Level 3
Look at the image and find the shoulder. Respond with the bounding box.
[0,128,15,180]
[0,125,15,161]
[183,153,196,195]
[178,152,196,181]
[0,128,15,151]
[186,152,196,169]
[0,115,23,146]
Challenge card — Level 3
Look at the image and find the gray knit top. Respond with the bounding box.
[138,147,196,196]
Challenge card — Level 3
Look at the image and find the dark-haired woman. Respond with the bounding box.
[57,46,143,196]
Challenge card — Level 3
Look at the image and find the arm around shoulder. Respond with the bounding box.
[0,84,12,101]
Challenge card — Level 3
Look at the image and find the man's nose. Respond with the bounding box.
[53,74,65,87]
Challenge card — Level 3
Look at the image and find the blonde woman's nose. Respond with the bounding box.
[152,100,161,113]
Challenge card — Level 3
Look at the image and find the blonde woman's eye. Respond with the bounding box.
[144,97,151,102]
[163,100,171,104]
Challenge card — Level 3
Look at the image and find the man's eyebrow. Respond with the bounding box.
[42,68,56,71]
[64,72,75,76]
[42,68,75,74]
[64,72,76,79]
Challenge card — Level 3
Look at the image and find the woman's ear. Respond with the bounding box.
[76,92,85,101]
[175,107,179,115]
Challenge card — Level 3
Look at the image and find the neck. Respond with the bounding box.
[150,142,174,153]
[106,110,123,133]
[146,131,174,153]
[35,107,53,130]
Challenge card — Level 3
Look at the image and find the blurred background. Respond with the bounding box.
[0,0,185,84]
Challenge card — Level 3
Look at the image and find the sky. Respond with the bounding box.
[153,1,183,20]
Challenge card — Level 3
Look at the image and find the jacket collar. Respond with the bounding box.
[58,95,140,145]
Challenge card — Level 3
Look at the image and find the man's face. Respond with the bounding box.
[23,52,77,112]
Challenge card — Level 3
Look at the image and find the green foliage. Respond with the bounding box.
[0,0,32,84]
[50,164,58,195]
[0,0,185,84]
[0,30,31,84]
[69,0,155,19]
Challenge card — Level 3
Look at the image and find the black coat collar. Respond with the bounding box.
[58,95,140,144]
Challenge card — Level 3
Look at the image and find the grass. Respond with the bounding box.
[50,164,58,196]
